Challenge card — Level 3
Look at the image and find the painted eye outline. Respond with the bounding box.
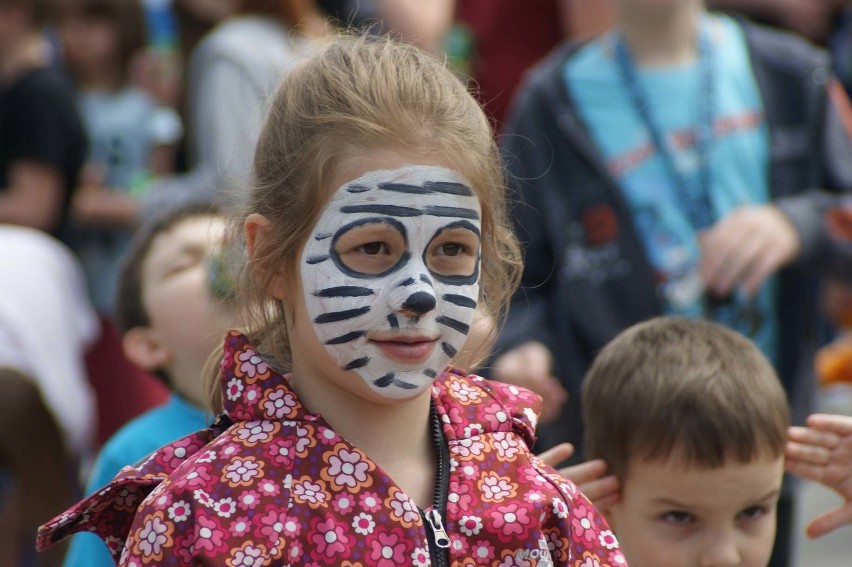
[331,217,410,279]
[423,221,481,285]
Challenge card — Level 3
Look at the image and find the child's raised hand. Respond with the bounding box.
[537,443,622,510]
[786,413,852,538]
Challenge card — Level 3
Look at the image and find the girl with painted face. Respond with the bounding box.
[37,35,624,566]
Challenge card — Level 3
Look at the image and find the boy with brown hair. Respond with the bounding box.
[582,316,790,567]
[62,201,238,567]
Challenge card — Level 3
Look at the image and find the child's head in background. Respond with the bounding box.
[58,0,147,88]
[583,317,789,567]
[116,202,238,407]
[225,33,521,411]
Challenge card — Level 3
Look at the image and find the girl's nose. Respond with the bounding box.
[401,291,437,315]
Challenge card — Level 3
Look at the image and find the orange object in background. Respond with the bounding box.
[816,339,852,385]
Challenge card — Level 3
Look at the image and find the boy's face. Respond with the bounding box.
[607,454,784,567]
[141,214,235,403]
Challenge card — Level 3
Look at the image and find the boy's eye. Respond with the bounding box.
[737,506,767,522]
[661,511,694,525]
[438,243,463,257]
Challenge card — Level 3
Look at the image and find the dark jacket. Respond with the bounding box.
[498,20,852,456]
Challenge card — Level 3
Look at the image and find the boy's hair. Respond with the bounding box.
[115,201,221,337]
[582,317,790,479]
[225,33,522,388]
[60,0,148,79]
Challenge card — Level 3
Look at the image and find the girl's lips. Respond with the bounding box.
[370,339,437,363]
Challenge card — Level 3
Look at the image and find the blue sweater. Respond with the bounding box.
[62,394,207,567]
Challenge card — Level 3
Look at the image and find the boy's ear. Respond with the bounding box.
[244,213,288,301]
[122,327,172,372]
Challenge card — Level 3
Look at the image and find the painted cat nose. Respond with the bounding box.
[401,291,437,315]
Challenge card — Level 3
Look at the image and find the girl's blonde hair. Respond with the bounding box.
[207,33,522,412]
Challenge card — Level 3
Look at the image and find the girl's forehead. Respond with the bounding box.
[317,165,480,219]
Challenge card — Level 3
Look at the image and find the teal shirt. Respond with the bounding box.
[564,14,778,363]
[62,394,208,567]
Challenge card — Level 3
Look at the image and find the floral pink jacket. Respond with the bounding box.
[39,331,625,566]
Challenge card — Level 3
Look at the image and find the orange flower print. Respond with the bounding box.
[131,511,173,563]
[235,420,280,446]
[260,387,300,420]
[291,476,328,508]
[321,445,375,492]
[385,488,420,527]
[479,472,517,503]
[234,347,271,384]
[226,542,267,567]
[222,457,264,487]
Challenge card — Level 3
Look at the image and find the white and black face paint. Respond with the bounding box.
[301,165,481,399]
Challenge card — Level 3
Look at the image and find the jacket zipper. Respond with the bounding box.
[418,403,451,567]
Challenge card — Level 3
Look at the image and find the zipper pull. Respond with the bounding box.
[426,509,451,549]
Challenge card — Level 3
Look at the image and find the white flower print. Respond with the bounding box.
[167,500,190,522]
[552,497,569,519]
[458,515,483,536]
[352,512,375,535]
[225,378,244,401]
[213,498,237,518]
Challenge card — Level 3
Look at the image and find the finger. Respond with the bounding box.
[808,414,852,436]
[578,475,621,504]
[788,426,840,451]
[806,504,852,539]
[593,492,622,511]
[785,440,832,466]
[557,459,607,484]
[537,443,575,468]
[785,458,827,483]
[741,243,784,297]
[714,232,766,296]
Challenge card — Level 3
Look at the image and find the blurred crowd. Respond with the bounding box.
[2,0,852,566]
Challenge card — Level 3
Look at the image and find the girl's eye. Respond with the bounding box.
[359,242,388,255]
[438,243,464,257]
[661,511,694,526]
[334,221,406,276]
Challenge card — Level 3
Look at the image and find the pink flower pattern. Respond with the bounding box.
[37,331,625,566]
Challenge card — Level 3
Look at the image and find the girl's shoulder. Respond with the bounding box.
[432,368,543,444]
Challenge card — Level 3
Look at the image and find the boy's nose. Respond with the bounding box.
[699,531,741,567]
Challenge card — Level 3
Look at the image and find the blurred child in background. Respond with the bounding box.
[59,0,181,315]
[62,202,238,566]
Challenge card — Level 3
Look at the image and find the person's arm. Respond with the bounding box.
[490,79,568,421]
[0,161,64,232]
[701,77,852,295]
[786,413,852,537]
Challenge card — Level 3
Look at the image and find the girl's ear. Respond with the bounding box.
[122,327,172,372]
[244,213,288,300]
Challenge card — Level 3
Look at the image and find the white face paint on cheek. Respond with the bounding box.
[300,165,481,399]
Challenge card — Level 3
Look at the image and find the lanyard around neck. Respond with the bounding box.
[613,22,716,231]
